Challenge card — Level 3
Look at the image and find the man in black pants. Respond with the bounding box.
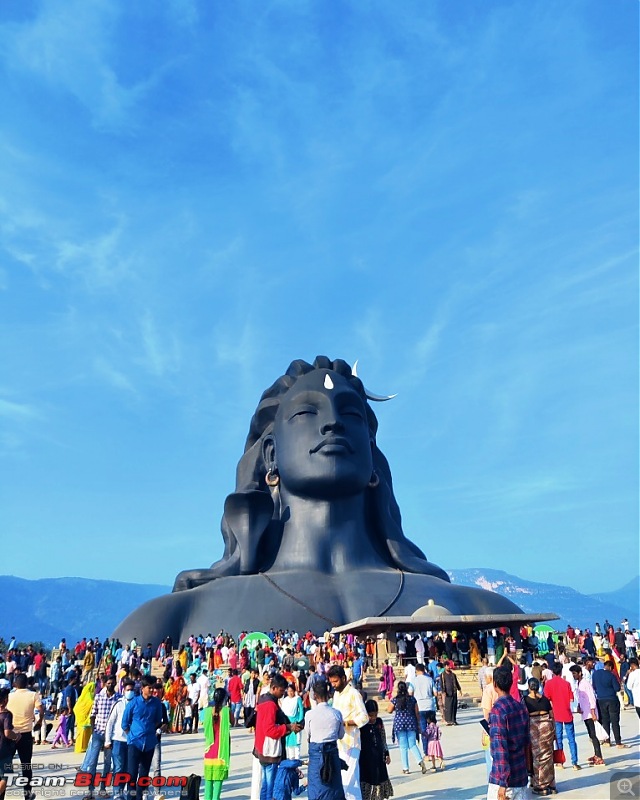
[442,662,461,725]
[591,660,629,748]
[7,673,44,800]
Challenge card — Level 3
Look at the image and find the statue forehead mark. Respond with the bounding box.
[324,374,334,390]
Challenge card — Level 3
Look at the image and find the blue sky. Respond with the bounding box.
[0,0,637,597]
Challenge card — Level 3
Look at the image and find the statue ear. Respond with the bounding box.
[262,434,276,469]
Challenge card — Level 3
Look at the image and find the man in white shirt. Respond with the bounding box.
[625,631,637,659]
[404,662,416,688]
[561,657,576,682]
[397,637,407,665]
[197,669,210,713]
[570,664,604,765]
[187,675,201,733]
[104,679,135,800]
[415,635,425,665]
[327,666,368,800]
[120,646,131,669]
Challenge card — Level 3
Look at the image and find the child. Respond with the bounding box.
[51,708,70,749]
[423,710,444,771]
[183,699,193,734]
[35,700,55,745]
[359,699,393,799]
[273,759,306,800]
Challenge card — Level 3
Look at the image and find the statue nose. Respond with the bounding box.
[320,417,345,434]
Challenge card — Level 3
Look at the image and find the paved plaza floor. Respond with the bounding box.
[10,703,639,800]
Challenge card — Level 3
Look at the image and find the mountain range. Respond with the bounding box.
[448,569,638,632]
[1,571,637,647]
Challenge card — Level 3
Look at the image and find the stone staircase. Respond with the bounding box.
[364,663,482,705]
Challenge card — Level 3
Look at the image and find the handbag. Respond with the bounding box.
[244,707,257,729]
[552,740,566,764]
[593,720,609,742]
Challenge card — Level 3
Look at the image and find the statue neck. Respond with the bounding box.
[268,490,387,574]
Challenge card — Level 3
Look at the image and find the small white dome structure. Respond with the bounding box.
[411,598,454,620]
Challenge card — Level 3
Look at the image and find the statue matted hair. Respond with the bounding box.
[173,356,450,591]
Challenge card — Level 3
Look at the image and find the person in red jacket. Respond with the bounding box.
[253,674,303,800]
[544,663,580,769]
[226,669,244,727]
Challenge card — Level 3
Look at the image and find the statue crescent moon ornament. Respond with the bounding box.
[352,359,397,402]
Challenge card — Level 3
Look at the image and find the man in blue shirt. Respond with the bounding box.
[351,654,365,690]
[591,661,628,748]
[61,675,79,745]
[121,675,165,800]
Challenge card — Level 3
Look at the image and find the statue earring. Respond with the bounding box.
[265,466,280,487]
[368,472,380,488]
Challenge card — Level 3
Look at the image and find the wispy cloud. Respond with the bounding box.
[0,397,40,421]
[2,1,146,131]
[0,195,135,293]
[214,319,260,374]
[138,311,182,378]
[93,357,137,396]
[54,218,134,291]
[398,291,458,391]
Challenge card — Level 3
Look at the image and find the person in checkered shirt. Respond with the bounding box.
[487,666,529,800]
[79,675,122,799]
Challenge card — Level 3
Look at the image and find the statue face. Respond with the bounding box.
[269,369,373,499]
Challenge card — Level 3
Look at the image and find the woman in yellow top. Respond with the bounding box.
[74,681,95,753]
[177,645,189,672]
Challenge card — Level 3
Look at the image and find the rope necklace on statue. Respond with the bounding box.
[259,569,405,628]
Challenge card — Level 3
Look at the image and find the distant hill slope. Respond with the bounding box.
[590,576,639,622]
[1,571,637,646]
[448,568,637,630]
[0,576,170,646]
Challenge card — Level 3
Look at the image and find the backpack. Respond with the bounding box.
[180,774,201,800]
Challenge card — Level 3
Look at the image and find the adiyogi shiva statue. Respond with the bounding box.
[114,356,524,642]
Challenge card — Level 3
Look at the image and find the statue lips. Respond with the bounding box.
[309,437,355,455]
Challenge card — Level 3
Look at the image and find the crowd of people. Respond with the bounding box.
[0,620,637,800]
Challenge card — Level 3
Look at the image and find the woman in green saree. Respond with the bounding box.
[203,687,231,800]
